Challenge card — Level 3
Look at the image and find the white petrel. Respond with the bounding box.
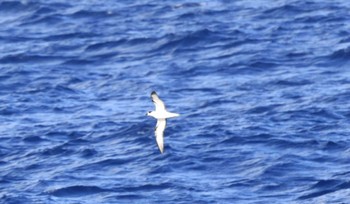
[146,91,179,153]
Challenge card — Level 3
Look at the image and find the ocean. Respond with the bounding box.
[1,0,350,203]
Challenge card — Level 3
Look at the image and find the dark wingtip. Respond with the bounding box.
[151,91,157,95]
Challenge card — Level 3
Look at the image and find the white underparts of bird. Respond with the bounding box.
[146,91,180,153]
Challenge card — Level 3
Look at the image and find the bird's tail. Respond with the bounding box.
[169,112,180,118]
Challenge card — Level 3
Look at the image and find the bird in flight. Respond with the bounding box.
[147,91,179,153]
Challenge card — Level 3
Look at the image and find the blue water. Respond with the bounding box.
[1,0,350,203]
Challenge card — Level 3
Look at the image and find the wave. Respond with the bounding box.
[329,46,350,60]
[48,185,110,197]
[299,180,350,200]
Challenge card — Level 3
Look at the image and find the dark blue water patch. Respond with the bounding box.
[268,138,320,151]
[92,121,118,131]
[121,182,173,192]
[85,39,127,51]
[325,90,350,104]
[75,158,132,171]
[0,194,32,204]
[285,51,310,58]
[61,59,96,66]
[339,36,350,43]
[31,5,56,17]
[39,144,75,156]
[312,179,343,189]
[280,107,344,124]
[329,46,350,60]
[0,106,18,116]
[334,171,350,177]
[154,29,229,53]
[0,1,38,13]
[0,161,7,169]
[114,194,144,200]
[78,148,98,158]
[22,136,46,143]
[66,138,91,146]
[219,133,272,147]
[48,185,111,197]
[173,87,219,94]
[23,14,65,26]
[261,4,305,19]
[299,14,348,24]
[42,32,99,41]
[299,180,350,200]
[273,78,313,87]
[246,104,281,114]
[308,107,345,120]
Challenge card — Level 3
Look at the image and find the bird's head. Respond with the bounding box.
[146,111,153,116]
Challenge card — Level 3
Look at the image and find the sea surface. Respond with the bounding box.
[1,0,350,203]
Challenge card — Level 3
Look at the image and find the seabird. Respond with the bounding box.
[147,91,179,153]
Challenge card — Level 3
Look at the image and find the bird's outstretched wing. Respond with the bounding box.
[155,119,166,153]
[151,91,166,111]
